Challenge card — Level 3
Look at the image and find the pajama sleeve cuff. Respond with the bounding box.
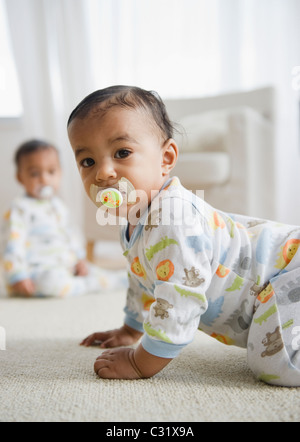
[124,315,145,333]
[141,334,188,359]
[8,271,30,285]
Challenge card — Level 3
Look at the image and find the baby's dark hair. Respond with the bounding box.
[15,139,59,167]
[67,85,175,141]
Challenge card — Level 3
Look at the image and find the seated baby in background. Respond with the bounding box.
[2,139,125,298]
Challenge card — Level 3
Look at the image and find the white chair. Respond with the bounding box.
[166,86,277,219]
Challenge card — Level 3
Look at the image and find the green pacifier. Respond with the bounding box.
[99,188,123,208]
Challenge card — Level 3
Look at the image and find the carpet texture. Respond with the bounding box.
[0,290,299,422]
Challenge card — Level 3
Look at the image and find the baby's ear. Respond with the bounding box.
[16,171,23,185]
[161,139,178,176]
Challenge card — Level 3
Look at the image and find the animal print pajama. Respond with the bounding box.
[121,177,300,386]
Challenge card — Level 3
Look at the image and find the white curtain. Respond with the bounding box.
[85,0,222,98]
[0,0,22,117]
[4,0,96,228]
[84,0,300,97]
[4,0,300,225]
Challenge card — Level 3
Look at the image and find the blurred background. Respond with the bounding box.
[0,0,300,261]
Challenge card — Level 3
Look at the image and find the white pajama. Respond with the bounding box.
[121,177,300,386]
[2,195,124,297]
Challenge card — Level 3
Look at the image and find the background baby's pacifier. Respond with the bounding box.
[38,186,54,199]
[99,188,123,208]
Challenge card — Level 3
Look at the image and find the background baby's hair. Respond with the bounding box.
[14,139,59,167]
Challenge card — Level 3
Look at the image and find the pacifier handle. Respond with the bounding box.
[39,186,54,199]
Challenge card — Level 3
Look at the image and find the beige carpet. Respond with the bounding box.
[0,290,299,422]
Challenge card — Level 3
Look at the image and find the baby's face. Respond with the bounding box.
[17,149,62,198]
[68,107,177,220]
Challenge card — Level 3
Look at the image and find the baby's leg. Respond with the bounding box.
[31,264,127,298]
[87,263,127,291]
[247,271,300,387]
[31,267,105,298]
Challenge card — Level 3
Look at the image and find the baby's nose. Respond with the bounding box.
[95,160,117,182]
[40,174,50,185]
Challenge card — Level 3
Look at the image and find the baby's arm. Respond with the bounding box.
[133,344,173,377]
[3,203,33,296]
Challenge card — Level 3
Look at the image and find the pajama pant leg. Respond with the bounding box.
[31,264,127,298]
[247,267,300,387]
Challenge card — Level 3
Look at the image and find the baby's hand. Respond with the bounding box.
[80,325,143,349]
[94,345,173,380]
[94,348,142,380]
[75,260,89,276]
[11,279,35,297]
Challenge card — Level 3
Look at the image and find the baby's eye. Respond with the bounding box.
[81,158,95,168]
[30,172,40,178]
[115,149,131,159]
